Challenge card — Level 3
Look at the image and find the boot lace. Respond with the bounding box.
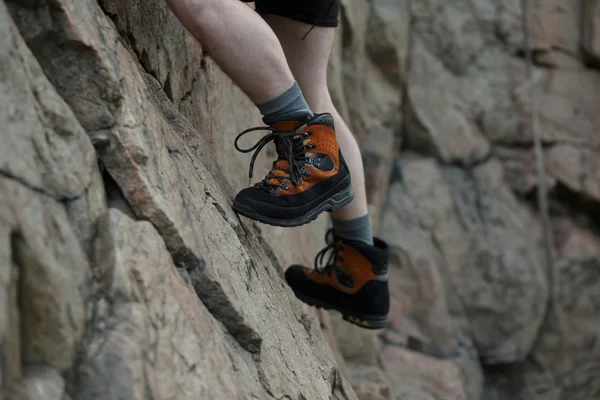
[313,229,343,275]
[234,125,314,192]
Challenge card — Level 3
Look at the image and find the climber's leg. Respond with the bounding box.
[261,12,371,237]
[166,0,354,227]
[260,6,390,329]
[165,0,292,104]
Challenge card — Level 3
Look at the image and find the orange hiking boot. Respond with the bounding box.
[285,229,390,330]
[232,113,354,227]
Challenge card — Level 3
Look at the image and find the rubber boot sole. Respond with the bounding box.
[233,179,354,228]
[292,290,388,330]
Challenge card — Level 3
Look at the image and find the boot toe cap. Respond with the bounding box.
[284,264,310,289]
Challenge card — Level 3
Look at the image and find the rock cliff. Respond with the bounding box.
[1,0,599,399]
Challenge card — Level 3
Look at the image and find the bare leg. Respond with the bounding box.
[166,0,294,104]
[262,15,368,221]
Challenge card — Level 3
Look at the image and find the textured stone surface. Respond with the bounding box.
[75,209,264,399]
[382,347,470,400]
[411,0,497,75]
[366,0,410,86]
[521,69,600,147]
[331,0,403,146]
[546,145,600,206]
[10,0,259,352]
[403,40,491,165]
[1,2,96,377]
[0,2,94,200]
[7,366,66,400]
[523,220,600,399]
[3,0,357,398]
[383,156,548,364]
[98,0,202,108]
[347,364,393,400]
[328,313,380,366]
[3,0,600,398]
[528,0,581,59]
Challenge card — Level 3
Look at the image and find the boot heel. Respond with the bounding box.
[327,184,354,213]
[343,313,388,330]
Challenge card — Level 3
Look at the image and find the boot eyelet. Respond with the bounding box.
[285,186,289,190]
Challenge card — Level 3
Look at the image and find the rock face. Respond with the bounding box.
[2,0,599,399]
[1,0,354,398]
[372,0,600,399]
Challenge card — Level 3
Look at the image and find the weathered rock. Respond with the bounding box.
[98,0,202,107]
[528,0,582,59]
[75,209,265,399]
[338,0,370,122]
[493,142,600,212]
[382,206,464,354]
[317,309,350,373]
[10,0,258,353]
[526,0,583,69]
[482,219,600,400]
[495,0,524,52]
[64,164,107,259]
[582,0,600,64]
[380,159,485,400]
[346,364,393,400]
[358,58,403,146]
[366,0,410,86]
[1,2,94,200]
[546,145,600,206]
[335,0,402,145]
[7,366,66,400]
[405,0,600,151]
[382,155,548,364]
[410,0,497,75]
[4,0,600,398]
[3,178,89,373]
[518,69,600,147]
[535,51,583,70]
[382,347,470,400]
[492,146,556,196]
[1,2,97,376]
[404,40,491,165]
[328,313,380,366]
[6,1,357,398]
[521,220,600,400]
[460,46,527,146]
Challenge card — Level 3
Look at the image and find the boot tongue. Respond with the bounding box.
[270,120,305,132]
[262,122,307,187]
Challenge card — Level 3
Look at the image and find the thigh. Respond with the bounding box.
[259,13,336,106]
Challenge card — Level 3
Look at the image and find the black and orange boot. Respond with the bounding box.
[232,113,354,227]
[285,230,390,329]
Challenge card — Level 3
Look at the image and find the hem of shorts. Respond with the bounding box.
[255,9,339,27]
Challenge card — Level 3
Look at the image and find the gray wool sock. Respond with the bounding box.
[257,81,314,125]
[332,214,374,245]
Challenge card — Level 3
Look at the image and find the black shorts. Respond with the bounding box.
[253,0,340,28]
